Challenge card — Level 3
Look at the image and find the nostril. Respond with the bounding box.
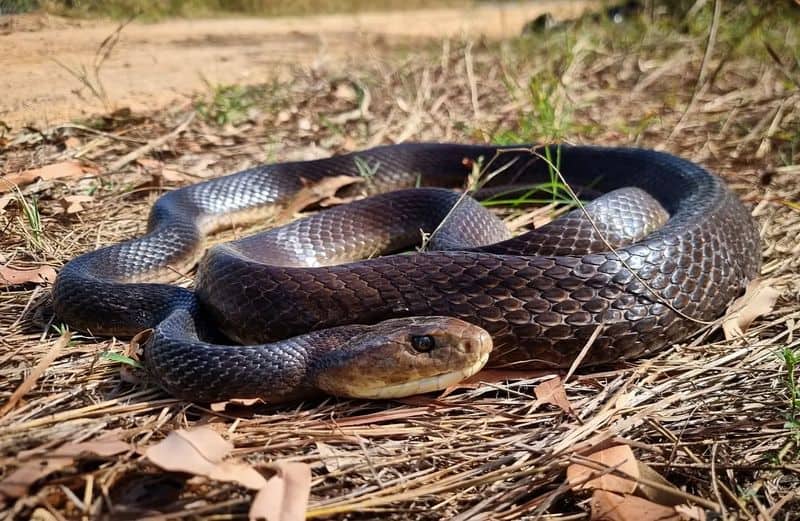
[464,330,492,354]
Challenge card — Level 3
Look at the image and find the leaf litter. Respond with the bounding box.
[0,265,57,288]
[721,278,780,340]
[0,161,95,194]
[145,427,311,521]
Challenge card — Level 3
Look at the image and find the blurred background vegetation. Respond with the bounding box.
[0,0,796,25]
[2,0,469,18]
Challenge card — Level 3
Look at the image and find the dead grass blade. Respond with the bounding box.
[0,332,70,418]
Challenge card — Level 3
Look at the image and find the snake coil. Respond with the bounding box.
[53,144,761,401]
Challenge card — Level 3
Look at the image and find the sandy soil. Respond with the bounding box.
[0,1,594,130]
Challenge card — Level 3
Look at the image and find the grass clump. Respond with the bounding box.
[780,348,800,436]
[0,0,39,13]
[12,188,45,252]
[490,74,572,208]
[194,78,291,126]
[195,82,267,126]
[492,76,572,146]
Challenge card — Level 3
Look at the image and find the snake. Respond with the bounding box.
[52,144,761,403]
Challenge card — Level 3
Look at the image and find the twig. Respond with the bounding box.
[563,324,604,384]
[51,15,135,110]
[709,443,726,516]
[106,112,195,172]
[464,41,480,120]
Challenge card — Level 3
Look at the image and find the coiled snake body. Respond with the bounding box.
[53,144,761,402]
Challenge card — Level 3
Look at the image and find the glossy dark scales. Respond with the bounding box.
[53,144,762,400]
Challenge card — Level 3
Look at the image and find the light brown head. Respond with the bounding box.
[313,316,492,399]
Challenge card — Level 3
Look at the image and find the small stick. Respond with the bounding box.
[107,112,195,172]
[563,324,604,384]
[464,41,480,120]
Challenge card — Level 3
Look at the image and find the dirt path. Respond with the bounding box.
[0,1,594,130]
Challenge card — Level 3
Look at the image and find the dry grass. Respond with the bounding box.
[2,2,800,519]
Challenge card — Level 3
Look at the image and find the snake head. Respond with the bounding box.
[313,316,492,399]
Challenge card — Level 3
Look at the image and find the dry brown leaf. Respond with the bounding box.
[52,438,132,458]
[276,175,363,222]
[160,168,190,182]
[127,328,153,358]
[210,398,264,411]
[147,429,311,520]
[0,192,14,211]
[722,278,779,339]
[315,442,361,473]
[207,461,269,489]
[0,435,130,499]
[250,462,311,521]
[332,81,359,101]
[674,505,707,520]
[590,491,680,521]
[567,445,639,494]
[136,158,163,170]
[534,376,575,415]
[137,159,190,188]
[0,264,57,287]
[0,161,94,193]
[145,427,267,490]
[63,137,82,149]
[635,461,686,507]
[58,194,94,214]
[15,429,132,460]
[0,457,74,499]
[146,427,233,466]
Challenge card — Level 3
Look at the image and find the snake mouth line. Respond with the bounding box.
[347,352,491,400]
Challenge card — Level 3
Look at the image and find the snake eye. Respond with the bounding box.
[410,335,436,352]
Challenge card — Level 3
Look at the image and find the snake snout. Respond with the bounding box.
[463,326,493,361]
[314,316,492,399]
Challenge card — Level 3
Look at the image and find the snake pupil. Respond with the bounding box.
[411,335,436,352]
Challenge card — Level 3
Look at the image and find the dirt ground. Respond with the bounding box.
[0,1,593,130]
